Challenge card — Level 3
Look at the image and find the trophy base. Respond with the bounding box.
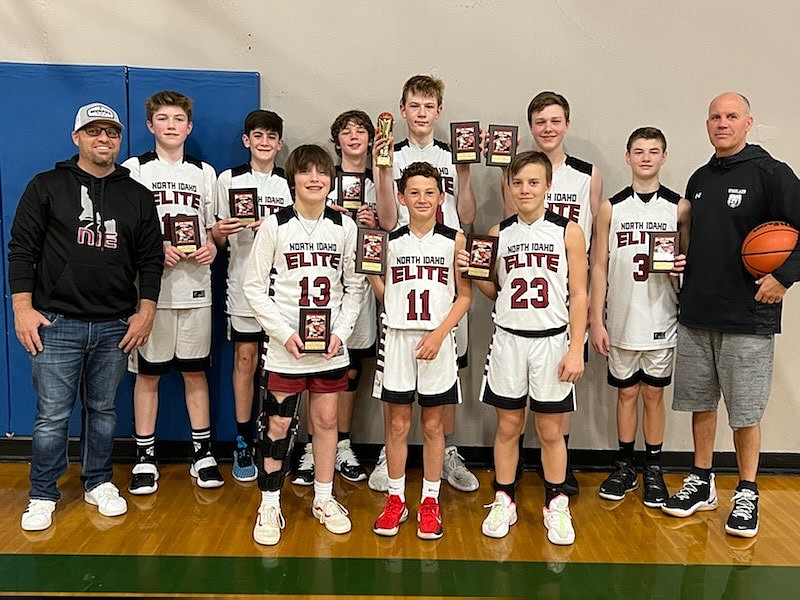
[376,156,392,167]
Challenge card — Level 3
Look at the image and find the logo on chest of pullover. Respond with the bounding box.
[727,188,747,209]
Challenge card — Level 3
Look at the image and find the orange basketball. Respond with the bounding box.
[741,221,799,278]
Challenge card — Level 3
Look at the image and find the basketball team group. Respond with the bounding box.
[9,73,800,548]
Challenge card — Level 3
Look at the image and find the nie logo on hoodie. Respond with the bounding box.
[76,185,118,249]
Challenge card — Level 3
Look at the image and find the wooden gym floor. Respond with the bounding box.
[1,462,799,599]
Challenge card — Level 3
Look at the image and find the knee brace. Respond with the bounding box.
[256,391,302,462]
[346,365,362,391]
[266,391,300,418]
[258,468,286,492]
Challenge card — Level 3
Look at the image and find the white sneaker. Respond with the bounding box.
[543,493,575,545]
[253,500,285,546]
[368,446,389,492]
[312,496,352,534]
[442,446,479,492]
[482,491,518,538]
[84,482,128,517]
[21,499,56,531]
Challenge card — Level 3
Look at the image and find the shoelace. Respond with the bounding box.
[259,505,285,529]
[419,502,440,526]
[27,501,53,515]
[298,449,314,470]
[92,484,118,500]
[381,496,406,520]
[644,469,665,489]
[674,474,705,500]
[483,498,512,523]
[320,497,349,517]
[337,445,358,466]
[730,490,757,520]
[236,446,253,467]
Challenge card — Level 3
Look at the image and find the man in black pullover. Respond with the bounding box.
[8,102,164,532]
[662,92,800,538]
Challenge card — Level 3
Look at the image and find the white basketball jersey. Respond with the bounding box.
[327,167,378,349]
[122,152,216,308]
[545,155,593,253]
[383,224,457,331]
[243,206,365,374]
[606,186,680,350]
[393,139,460,230]
[215,164,292,318]
[494,211,570,331]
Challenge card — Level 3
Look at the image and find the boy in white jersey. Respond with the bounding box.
[292,110,383,486]
[123,91,222,494]
[502,91,603,495]
[371,74,479,495]
[370,162,472,540]
[474,151,586,545]
[590,128,690,507]
[212,110,292,482]
[242,145,366,546]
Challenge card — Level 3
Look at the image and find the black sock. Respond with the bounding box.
[737,480,758,493]
[690,465,712,482]
[236,419,253,442]
[494,479,516,503]
[338,431,350,443]
[135,433,156,462]
[619,440,635,464]
[544,479,565,505]
[645,442,662,466]
[191,427,212,460]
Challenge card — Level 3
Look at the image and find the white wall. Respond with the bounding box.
[3,0,799,452]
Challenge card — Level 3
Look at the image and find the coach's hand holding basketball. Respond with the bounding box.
[741,221,799,303]
[755,274,788,304]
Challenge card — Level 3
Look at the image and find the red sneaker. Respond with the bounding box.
[373,494,408,536]
[416,497,443,540]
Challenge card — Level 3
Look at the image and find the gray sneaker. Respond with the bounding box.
[442,445,479,492]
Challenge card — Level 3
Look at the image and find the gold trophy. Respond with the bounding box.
[376,112,394,167]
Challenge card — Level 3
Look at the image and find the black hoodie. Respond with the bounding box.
[8,156,164,321]
[681,144,800,334]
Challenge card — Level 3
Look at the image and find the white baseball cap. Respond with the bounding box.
[73,102,124,132]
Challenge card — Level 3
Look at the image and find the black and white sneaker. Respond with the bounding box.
[291,442,315,486]
[190,454,224,489]
[598,460,638,501]
[335,439,367,482]
[129,457,159,496]
[725,485,759,538]
[642,464,669,508]
[661,472,718,517]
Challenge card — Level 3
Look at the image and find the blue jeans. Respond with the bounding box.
[29,313,129,501]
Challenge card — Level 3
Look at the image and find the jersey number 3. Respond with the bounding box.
[633,253,650,282]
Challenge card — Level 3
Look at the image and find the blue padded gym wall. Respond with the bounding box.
[1,62,259,445]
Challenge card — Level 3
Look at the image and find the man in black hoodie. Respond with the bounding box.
[8,102,164,532]
[661,92,800,538]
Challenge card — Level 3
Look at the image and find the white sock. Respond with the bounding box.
[388,475,406,502]
[314,479,333,503]
[261,490,280,508]
[421,478,441,501]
